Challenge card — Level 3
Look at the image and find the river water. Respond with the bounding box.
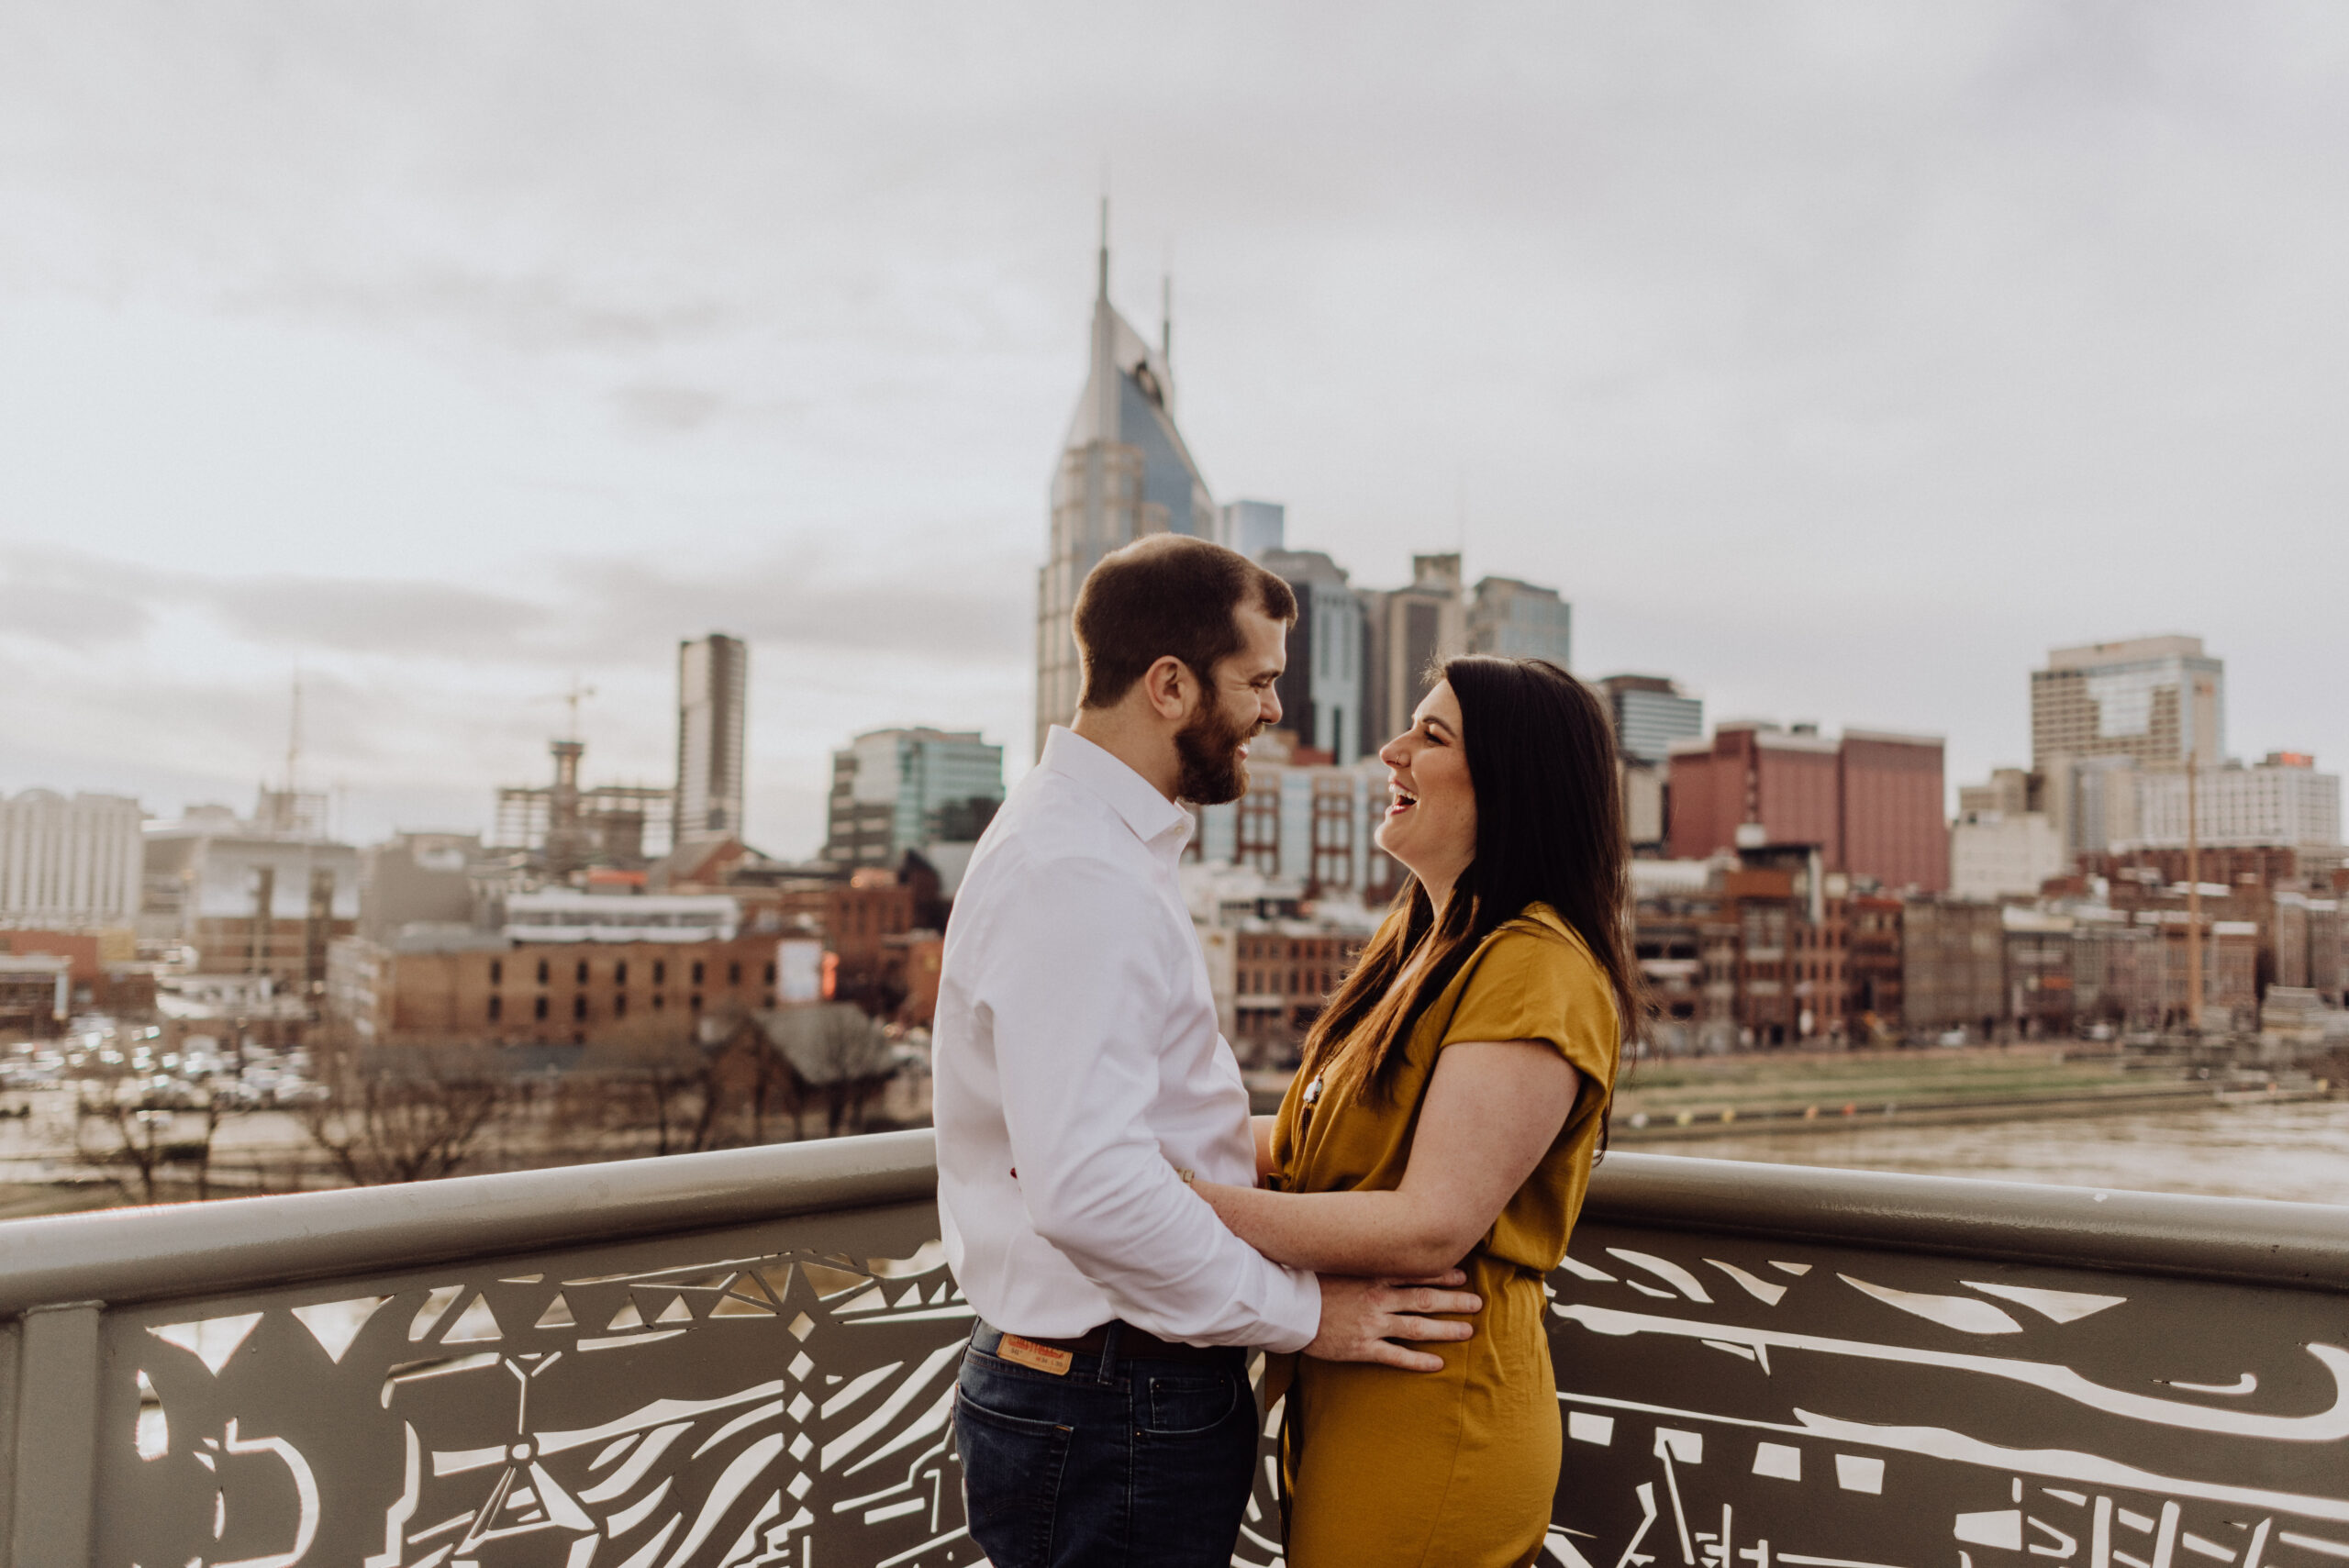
[1660,1097,2349,1206]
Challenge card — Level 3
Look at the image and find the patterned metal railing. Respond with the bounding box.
[1,1134,2345,1568]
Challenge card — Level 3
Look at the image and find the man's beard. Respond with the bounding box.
[1174,702,1258,806]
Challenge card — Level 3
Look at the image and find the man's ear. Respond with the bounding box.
[1141,655,1193,721]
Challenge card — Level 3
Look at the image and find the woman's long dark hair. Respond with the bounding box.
[1297,656,1642,1104]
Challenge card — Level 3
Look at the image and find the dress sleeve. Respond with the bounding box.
[1438,928,1620,1091]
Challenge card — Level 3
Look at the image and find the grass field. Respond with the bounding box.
[1606,1043,2254,1140]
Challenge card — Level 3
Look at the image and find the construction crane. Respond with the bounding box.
[534,677,597,740]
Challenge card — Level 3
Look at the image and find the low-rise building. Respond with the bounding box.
[0,952,71,1038]
[1846,895,1904,1042]
[1951,811,2066,901]
[142,802,360,997]
[1180,860,1375,1066]
[1901,900,2006,1040]
[2002,907,2076,1037]
[327,929,787,1048]
[2272,891,2346,1003]
[498,890,740,944]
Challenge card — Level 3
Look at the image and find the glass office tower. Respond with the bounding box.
[1034,208,1218,760]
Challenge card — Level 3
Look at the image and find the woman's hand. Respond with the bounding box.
[1187,1041,1579,1276]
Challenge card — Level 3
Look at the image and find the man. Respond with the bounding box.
[935,535,1482,1568]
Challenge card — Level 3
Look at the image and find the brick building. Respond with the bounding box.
[328,932,787,1048]
[2001,909,2076,1037]
[1900,900,2006,1038]
[1845,895,1904,1040]
[1668,723,1946,893]
[1230,925,1364,1062]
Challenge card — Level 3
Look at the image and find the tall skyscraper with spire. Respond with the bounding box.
[1034,205,1217,759]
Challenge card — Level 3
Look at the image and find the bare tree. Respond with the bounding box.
[764,1005,893,1139]
[301,1044,509,1185]
[576,1018,724,1157]
[74,1081,239,1206]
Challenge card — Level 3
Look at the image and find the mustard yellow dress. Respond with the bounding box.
[1269,903,1620,1568]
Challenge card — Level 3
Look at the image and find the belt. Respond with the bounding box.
[973,1318,1241,1372]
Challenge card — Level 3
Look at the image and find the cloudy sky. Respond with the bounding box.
[4,3,2345,856]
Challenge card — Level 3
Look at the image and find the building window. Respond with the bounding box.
[763,962,776,984]
[575,960,589,984]
[535,995,549,1020]
[573,995,587,1020]
[692,961,706,985]
[653,960,667,985]
[487,995,502,1022]
[690,993,703,1013]
[728,961,741,985]
[537,960,551,985]
[615,994,628,1018]
[615,961,629,986]
[653,994,665,1011]
[489,960,503,985]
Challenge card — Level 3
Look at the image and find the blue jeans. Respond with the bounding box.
[955,1321,1260,1568]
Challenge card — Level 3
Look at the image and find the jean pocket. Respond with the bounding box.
[956,1384,1074,1568]
[1141,1370,1241,1436]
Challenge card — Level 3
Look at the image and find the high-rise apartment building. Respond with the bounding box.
[1035,214,1217,759]
[1261,550,1364,763]
[2031,635,2225,771]
[1361,553,1466,747]
[0,790,143,929]
[1668,722,1947,892]
[1598,675,1704,765]
[824,728,1006,869]
[1466,577,1572,669]
[1217,499,1286,561]
[676,632,748,840]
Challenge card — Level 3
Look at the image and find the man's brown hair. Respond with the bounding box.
[1073,534,1298,709]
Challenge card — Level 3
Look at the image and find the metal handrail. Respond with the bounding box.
[1,1136,2343,1320]
[0,1129,940,1317]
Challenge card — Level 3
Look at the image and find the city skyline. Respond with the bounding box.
[3,7,2347,856]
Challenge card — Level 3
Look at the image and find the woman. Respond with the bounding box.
[1190,656,1638,1568]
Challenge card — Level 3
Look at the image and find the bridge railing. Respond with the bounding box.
[2,1133,2344,1568]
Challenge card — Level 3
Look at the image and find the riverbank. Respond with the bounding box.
[1607,1042,2332,1142]
[1672,1098,2349,1205]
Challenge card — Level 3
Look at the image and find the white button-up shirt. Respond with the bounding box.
[934,726,1320,1351]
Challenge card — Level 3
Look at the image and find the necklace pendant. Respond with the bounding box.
[1301,1075,1323,1108]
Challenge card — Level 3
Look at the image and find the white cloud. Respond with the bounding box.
[3,2,2347,853]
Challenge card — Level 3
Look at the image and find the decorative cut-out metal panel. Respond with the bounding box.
[84,1196,2349,1568]
[97,1202,983,1568]
[1537,1221,2349,1568]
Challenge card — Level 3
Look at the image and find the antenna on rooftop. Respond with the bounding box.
[285,670,302,795]
[1097,191,1109,301]
[1455,465,1469,562]
[1161,267,1174,411]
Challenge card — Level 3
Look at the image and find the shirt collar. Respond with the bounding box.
[1040,726,1195,854]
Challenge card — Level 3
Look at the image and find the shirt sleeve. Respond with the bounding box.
[1441,928,1621,1098]
[978,852,1321,1351]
